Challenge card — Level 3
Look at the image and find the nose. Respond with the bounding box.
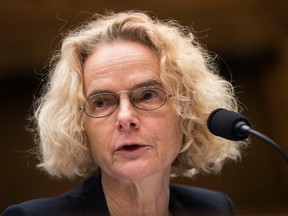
[115,96,140,132]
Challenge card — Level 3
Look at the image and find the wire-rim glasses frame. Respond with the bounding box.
[80,86,173,118]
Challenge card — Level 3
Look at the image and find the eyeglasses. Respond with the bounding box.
[82,86,172,118]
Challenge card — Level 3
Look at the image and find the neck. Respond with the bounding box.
[101,171,171,216]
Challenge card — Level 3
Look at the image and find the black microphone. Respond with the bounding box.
[207,108,251,141]
[207,108,288,164]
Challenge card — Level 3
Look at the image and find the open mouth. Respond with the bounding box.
[116,143,149,153]
[120,144,143,151]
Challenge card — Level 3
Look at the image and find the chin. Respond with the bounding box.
[113,162,164,182]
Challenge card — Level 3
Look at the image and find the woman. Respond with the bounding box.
[2,11,246,216]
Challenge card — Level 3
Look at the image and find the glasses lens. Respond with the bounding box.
[84,94,117,118]
[132,87,167,110]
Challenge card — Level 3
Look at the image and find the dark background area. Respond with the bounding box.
[1,1,288,215]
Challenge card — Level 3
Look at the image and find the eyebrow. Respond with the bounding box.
[87,79,163,98]
[131,80,163,91]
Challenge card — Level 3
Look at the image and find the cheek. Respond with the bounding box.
[166,124,183,153]
[84,119,111,159]
[84,116,113,141]
[169,116,183,150]
[153,115,183,155]
[84,119,96,143]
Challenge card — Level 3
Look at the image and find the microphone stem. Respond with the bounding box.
[240,125,288,165]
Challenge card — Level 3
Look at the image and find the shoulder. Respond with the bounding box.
[1,176,107,216]
[169,184,235,216]
[1,196,74,216]
[1,187,90,216]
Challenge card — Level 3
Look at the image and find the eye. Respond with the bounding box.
[89,94,116,109]
[141,90,158,101]
[133,87,164,105]
[94,98,105,108]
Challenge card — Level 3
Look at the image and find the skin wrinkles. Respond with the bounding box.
[83,40,183,216]
[84,42,160,98]
[87,79,164,99]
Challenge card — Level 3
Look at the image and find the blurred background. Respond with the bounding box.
[1,0,288,215]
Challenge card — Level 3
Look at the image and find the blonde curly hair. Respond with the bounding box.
[32,11,246,179]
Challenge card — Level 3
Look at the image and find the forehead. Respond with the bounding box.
[83,40,161,96]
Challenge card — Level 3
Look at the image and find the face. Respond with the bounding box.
[83,40,183,182]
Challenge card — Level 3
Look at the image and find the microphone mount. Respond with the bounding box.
[238,123,288,164]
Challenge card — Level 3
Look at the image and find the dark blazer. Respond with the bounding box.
[1,175,235,216]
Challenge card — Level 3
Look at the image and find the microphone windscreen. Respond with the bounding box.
[207,108,250,141]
